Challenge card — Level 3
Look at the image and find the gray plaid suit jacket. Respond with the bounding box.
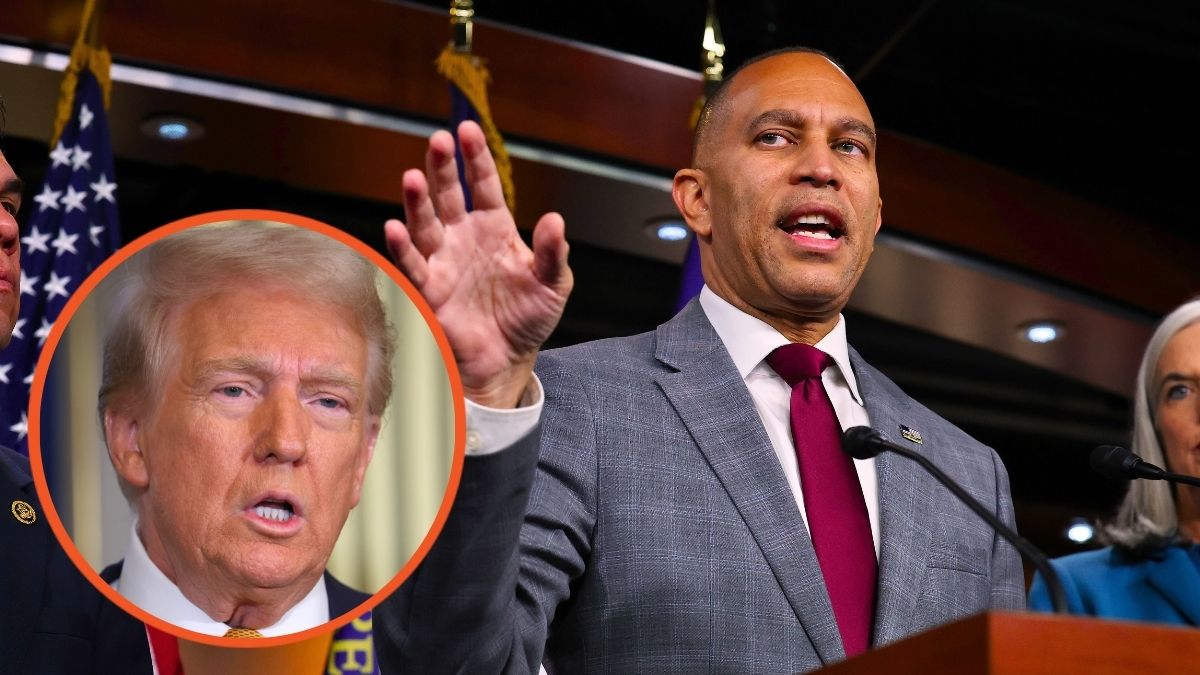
[376,299,1025,674]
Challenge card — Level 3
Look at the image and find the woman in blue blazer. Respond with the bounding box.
[1028,299,1200,626]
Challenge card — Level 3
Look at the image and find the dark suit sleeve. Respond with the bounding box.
[989,447,1027,610]
[375,355,600,674]
[374,426,545,673]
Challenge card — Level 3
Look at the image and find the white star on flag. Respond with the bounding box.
[90,174,117,203]
[9,412,27,442]
[50,142,73,168]
[44,272,72,300]
[79,103,94,130]
[89,224,104,247]
[71,145,92,171]
[33,185,62,211]
[34,319,54,347]
[21,226,51,254]
[10,319,24,341]
[19,272,38,297]
[0,363,11,385]
[51,231,80,256]
[62,185,88,213]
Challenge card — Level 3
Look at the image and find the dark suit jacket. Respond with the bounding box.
[1028,545,1200,626]
[100,562,370,624]
[376,300,1025,673]
[0,445,150,675]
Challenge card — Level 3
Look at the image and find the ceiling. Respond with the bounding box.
[2,0,1197,563]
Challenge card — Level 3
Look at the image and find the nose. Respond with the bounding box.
[0,203,19,259]
[253,389,309,464]
[789,137,841,189]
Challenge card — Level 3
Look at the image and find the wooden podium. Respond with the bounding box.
[816,611,1200,674]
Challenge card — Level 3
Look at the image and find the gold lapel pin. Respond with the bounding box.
[899,425,923,445]
[11,499,36,525]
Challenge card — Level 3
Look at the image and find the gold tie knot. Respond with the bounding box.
[223,627,264,639]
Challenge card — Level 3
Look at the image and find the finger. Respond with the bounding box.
[402,169,443,256]
[458,120,507,212]
[531,212,572,293]
[384,218,430,288]
[426,129,468,224]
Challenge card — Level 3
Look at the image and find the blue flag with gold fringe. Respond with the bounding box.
[0,2,119,457]
[435,1,515,214]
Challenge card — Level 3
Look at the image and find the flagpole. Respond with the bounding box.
[451,0,473,53]
[676,2,725,312]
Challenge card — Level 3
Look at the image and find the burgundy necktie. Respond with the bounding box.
[767,343,876,657]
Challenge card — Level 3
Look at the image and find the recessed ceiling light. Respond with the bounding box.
[1019,320,1064,344]
[644,217,690,242]
[1065,517,1094,544]
[140,114,205,142]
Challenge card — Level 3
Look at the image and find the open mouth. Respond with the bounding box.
[252,498,296,523]
[778,213,845,241]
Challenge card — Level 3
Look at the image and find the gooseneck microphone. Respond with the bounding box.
[842,426,1069,615]
[1090,445,1200,488]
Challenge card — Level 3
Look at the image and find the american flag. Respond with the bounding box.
[0,66,120,454]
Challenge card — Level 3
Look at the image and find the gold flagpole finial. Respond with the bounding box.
[450,0,475,53]
[701,0,726,93]
[690,1,725,131]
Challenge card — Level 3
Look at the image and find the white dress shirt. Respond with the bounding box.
[464,284,880,556]
[112,521,329,637]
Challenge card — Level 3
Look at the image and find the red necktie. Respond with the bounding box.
[767,343,876,657]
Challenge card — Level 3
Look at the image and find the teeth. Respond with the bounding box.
[795,214,830,226]
[254,505,292,522]
[793,229,834,240]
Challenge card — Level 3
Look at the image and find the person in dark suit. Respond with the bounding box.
[374,47,1024,673]
[98,222,388,637]
[1029,298,1200,626]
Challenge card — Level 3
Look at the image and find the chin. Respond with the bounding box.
[232,552,321,591]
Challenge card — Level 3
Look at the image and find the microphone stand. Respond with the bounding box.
[844,427,1069,615]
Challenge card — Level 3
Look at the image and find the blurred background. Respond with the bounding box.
[2,0,1198,581]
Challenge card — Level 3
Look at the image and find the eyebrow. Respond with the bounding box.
[193,357,363,392]
[1,177,23,198]
[745,109,878,149]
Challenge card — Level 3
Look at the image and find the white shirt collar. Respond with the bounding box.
[698,285,864,405]
[113,520,329,637]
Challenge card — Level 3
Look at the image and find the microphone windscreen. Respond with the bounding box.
[1090,445,1136,479]
[842,426,885,460]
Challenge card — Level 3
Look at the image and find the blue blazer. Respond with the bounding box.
[1028,545,1200,626]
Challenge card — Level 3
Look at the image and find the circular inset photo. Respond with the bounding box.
[28,210,464,647]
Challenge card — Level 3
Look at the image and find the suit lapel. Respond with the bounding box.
[849,351,934,646]
[654,301,844,664]
[1145,547,1200,625]
[0,455,48,652]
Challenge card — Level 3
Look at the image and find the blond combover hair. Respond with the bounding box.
[98,220,396,420]
[1103,297,1200,554]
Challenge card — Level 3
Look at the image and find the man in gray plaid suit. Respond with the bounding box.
[375,47,1025,673]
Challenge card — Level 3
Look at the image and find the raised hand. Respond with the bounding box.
[386,120,573,408]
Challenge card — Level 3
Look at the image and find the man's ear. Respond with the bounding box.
[348,415,381,509]
[104,407,149,489]
[672,168,712,238]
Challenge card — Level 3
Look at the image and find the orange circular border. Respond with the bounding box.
[28,209,466,649]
